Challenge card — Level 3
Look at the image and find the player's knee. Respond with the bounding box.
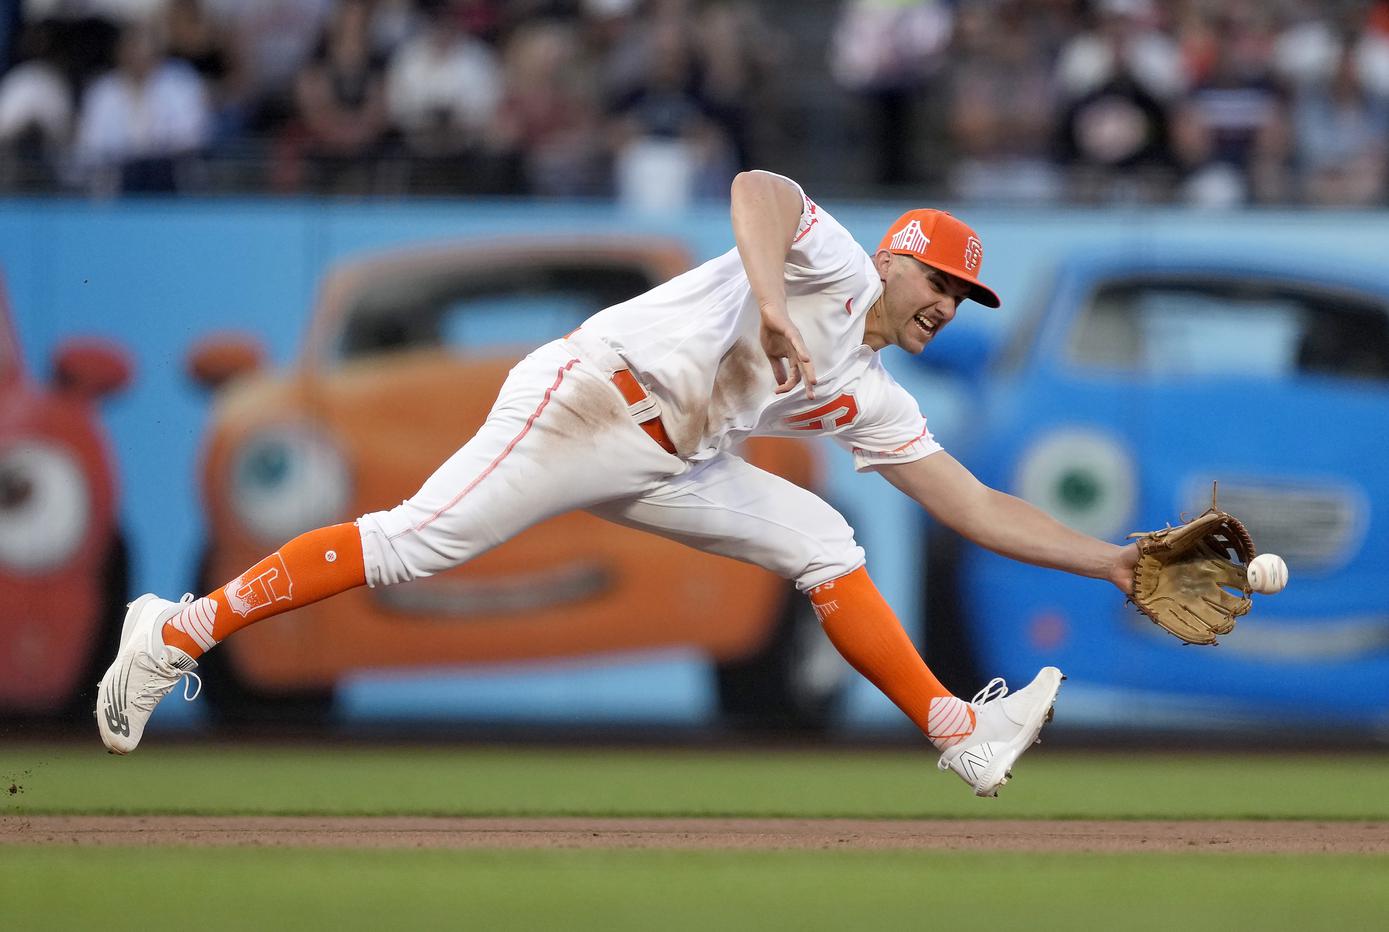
[794,542,866,592]
[356,506,461,586]
[788,513,864,592]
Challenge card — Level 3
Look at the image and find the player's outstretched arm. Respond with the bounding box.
[874,451,1138,593]
[730,171,817,397]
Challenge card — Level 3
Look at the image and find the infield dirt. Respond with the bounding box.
[3,816,1385,853]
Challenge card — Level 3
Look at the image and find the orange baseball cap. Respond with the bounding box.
[877,209,1001,308]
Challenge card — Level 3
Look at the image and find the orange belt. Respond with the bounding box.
[610,368,677,456]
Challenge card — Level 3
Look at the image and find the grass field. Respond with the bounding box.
[5,847,1388,931]
[6,742,1389,819]
[4,742,1388,930]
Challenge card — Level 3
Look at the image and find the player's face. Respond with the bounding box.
[870,253,971,354]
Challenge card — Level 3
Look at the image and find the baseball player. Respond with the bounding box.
[97,170,1140,797]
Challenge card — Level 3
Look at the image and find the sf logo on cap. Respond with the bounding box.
[964,237,983,272]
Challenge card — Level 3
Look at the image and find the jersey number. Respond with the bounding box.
[785,394,858,432]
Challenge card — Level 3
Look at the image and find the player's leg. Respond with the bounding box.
[587,453,973,748]
[589,453,1062,796]
[161,523,364,658]
[98,341,682,752]
[165,343,679,655]
[161,343,634,656]
[97,520,368,753]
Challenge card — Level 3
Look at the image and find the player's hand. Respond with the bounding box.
[760,306,817,398]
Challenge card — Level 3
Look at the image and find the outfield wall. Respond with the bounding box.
[3,198,1386,731]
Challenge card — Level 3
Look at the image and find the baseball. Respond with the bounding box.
[1247,554,1289,594]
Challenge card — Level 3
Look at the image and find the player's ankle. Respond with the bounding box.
[925,695,976,751]
[161,623,206,660]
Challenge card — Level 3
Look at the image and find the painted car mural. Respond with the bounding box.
[923,252,1389,728]
[0,271,132,717]
[187,238,845,728]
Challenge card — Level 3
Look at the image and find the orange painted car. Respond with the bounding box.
[188,239,846,727]
[0,271,132,717]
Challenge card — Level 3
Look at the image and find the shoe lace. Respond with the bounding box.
[129,656,202,711]
[971,677,1009,705]
[130,593,203,711]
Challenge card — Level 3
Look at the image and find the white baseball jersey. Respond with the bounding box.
[578,171,942,471]
[358,173,934,593]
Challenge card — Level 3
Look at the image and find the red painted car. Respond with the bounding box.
[0,271,132,717]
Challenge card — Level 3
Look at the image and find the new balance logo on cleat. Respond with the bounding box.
[957,746,992,784]
[104,703,130,737]
[103,672,131,737]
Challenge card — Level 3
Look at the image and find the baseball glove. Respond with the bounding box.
[1128,496,1256,646]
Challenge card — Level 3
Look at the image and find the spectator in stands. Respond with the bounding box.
[829,0,954,187]
[690,1,785,171]
[1053,0,1182,202]
[0,21,72,189]
[0,2,20,74]
[165,0,245,145]
[20,6,121,101]
[371,0,426,59]
[1055,0,1185,102]
[1173,4,1290,206]
[206,0,332,135]
[583,0,646,105]
[385,0,503,193]
[610,11,733,209]
[947,0,1062,204]
[24,1,161,20]
[1275,0,1389,101]
[492,20,606,197]
[1292,43,1388,206]
[289,0,390,193]
[72,19,211,195]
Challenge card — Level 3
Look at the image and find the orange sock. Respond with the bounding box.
[161,523,367,659]
[810,566,975,750]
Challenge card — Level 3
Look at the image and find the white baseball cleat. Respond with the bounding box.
[937,666,1065,797]
[96,593,202,755]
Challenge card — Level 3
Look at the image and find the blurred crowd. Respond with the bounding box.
[0,0,787,200]
[1,0,1388,207]
[835,0,1389,206]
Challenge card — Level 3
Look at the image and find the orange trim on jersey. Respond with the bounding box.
[792,200,819,244]
[405,358,580,536]
[853,418,930,457]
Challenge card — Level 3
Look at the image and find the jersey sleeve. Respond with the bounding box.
[748,170,863,284]
[835,360,944,471]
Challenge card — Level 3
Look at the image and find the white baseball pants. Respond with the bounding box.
[356,338,865,593]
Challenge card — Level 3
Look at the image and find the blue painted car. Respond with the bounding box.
[925,251,1389,730]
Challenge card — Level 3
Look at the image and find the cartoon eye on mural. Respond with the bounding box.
[0,271,133,719]
[186,238,848,730]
